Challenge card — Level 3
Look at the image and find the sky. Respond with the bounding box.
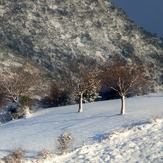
[109,0,163,37]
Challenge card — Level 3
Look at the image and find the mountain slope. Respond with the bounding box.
[0,0,163,92]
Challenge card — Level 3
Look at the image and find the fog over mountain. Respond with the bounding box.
[109,0,163,37]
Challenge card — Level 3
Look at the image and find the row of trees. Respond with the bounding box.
[48,57,150,115]
[0,57,150,117]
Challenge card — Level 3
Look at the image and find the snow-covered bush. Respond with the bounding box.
[19,96,34,108]
[1,101,32,123]
[57,132,74,154]
[83,92,101,103]
[148,116,160,124]
[36,149,52,161]
[2,147,25,163]
[6,102,24,120]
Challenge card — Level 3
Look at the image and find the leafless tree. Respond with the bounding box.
[100,59,150,115]
[65,59,101,112]
[0,65,41,105]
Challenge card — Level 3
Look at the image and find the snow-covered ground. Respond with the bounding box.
[0,94,163,162]
[50,118,163,163]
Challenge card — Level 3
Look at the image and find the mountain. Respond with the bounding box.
[0,0,162,92]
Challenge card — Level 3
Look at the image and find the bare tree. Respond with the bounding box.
[64,58,101,112]
[100,59,150,115]
[0,65,41,105]
[75,66,100,112]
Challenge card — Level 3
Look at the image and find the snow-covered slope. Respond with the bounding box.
[52,118,163,163]
[0,94,163,162]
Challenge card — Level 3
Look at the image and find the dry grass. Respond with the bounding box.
[2,147,25,163]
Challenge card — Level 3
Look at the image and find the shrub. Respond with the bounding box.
[57,132,74,154]
[6,101,31,120]
[6,102,24,120]
[42,82,70,108]
[2,147,25,163]
[0,92,7,109]
[148,116,160,124]
[19,96,34,108]
[36,149,52,161]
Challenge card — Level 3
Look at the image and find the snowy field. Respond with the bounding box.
[50,118,163,163]
[0,94,163,162]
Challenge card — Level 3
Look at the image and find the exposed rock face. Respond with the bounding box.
[0,0,162,92]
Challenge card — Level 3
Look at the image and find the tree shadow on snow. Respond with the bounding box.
[122,120,149,129]
[65,113,120,122]
[92,133,110,143]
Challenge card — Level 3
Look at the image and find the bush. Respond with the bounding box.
[36,149,52,161]
[19,96,34,108]
[42,82,70,108]
[0,92,7,109]
[149,116,160,124]
[6,102,24,120]
[2,147,25,163]
[57,132,74,154]
[83,92,101,103]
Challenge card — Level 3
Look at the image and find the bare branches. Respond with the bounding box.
[60,56,101,112]
[100,59,150,114]
[100,60,149,97]
[69,63,101,97]
[0,65,42,105]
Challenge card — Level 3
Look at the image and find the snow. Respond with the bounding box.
[0,94,163,162]
[52,118,163,163]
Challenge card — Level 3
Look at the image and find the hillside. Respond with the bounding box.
[0,0,163,92]
[0,94,162,162]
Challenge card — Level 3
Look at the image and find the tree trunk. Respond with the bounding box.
[13,96,18,103]
[120,95,125,115]
[23,106,31,118]
[78,93,83,112]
